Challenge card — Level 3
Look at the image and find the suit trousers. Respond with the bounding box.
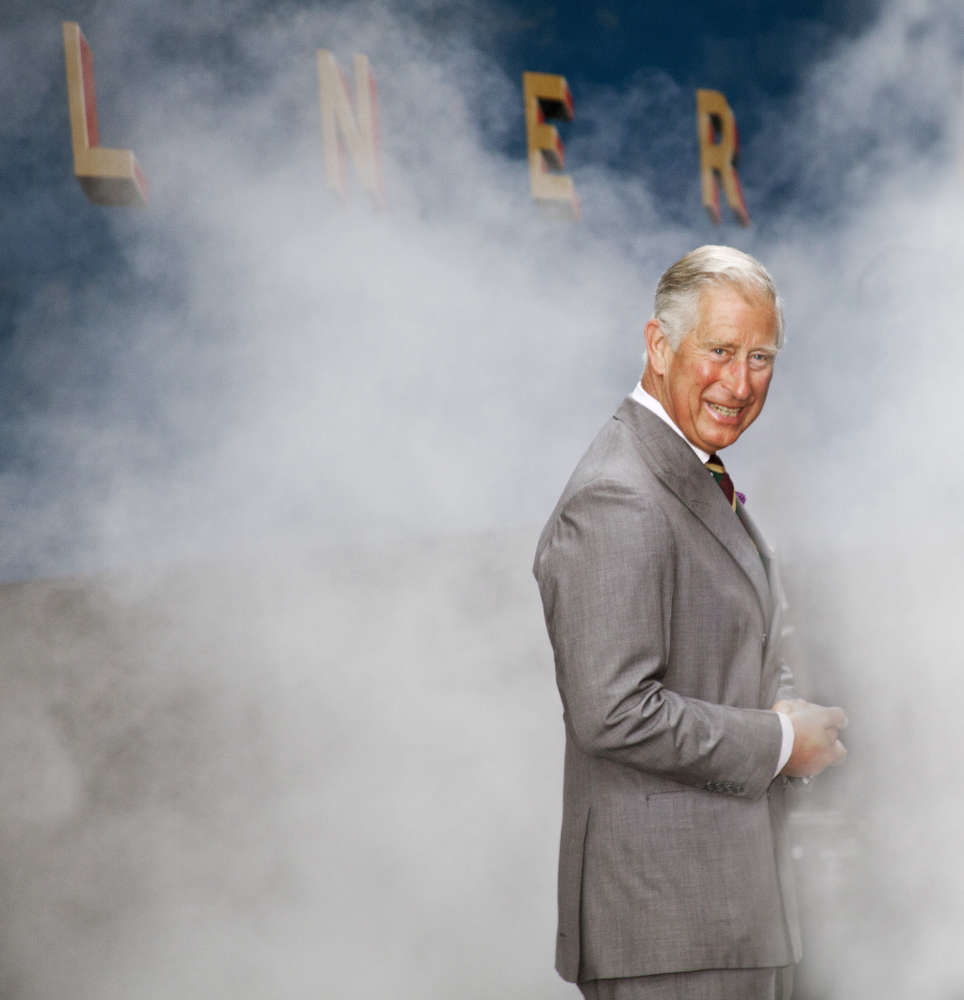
[578,965,794,1000]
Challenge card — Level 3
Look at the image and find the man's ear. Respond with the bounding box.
[644,319,672,376]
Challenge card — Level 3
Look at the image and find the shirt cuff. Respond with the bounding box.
[774,712,794,778]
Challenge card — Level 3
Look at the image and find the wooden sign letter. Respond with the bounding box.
[62,22,148,206]
[317,51,385,208]
[696,89,749,226]
[523,72,580,219]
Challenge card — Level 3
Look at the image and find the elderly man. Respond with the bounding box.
[533,246,847,1000]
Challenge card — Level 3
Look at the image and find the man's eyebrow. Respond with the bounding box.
[702,339,779,357]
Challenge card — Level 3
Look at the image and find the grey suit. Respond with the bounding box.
[533,398,802,985]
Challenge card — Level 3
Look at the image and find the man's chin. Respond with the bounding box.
[697,415,755,453]
[700,432,744,453]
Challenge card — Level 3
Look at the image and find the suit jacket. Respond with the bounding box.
[533,398,803,983]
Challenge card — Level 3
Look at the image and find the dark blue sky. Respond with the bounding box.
[499,1,879,100]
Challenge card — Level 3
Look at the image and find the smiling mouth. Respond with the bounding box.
[707,402,742,417]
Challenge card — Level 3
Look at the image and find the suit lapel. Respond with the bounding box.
[614,397,772,620]
[737,503,776,621]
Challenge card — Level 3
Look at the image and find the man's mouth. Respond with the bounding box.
[707,402,741,417]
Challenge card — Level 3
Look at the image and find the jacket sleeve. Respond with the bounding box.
[534,477,782,800]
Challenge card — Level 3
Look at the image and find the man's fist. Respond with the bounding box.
[772,698,848,778]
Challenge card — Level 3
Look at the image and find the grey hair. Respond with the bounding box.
[651,245,785,350]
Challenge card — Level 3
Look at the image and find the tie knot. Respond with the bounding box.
[705,453,737,510]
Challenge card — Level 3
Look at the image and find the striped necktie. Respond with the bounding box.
[705,453,737,510]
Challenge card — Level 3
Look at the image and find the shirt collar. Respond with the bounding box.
[629,381,711,464]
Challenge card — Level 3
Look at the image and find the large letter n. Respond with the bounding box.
[317,51,385,209]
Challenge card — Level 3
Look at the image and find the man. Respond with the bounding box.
[533,246,847,1000]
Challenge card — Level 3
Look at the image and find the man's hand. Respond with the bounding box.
[772,698,848,778]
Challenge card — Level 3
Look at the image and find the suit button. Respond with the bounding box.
[762,633,767,644]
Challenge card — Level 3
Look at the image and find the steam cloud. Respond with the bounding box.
[0,0,962,996]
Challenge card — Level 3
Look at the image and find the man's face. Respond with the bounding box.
[648,285,779,454]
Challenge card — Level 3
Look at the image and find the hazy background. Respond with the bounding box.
[0,0,962,996]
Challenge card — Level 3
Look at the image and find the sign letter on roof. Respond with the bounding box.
[317,51,385,208]
[696,88,749,226]
[523,72,580,220]
[62,21,148,206]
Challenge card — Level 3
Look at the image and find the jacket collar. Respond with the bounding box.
[613,396,772,618]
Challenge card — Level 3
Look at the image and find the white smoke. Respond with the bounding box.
[0,0,961,996]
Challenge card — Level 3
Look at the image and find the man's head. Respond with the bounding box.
[641,245,782,454]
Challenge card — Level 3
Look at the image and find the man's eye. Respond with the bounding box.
[712,348,727,356]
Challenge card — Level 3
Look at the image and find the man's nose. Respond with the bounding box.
[724,359,750,399]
